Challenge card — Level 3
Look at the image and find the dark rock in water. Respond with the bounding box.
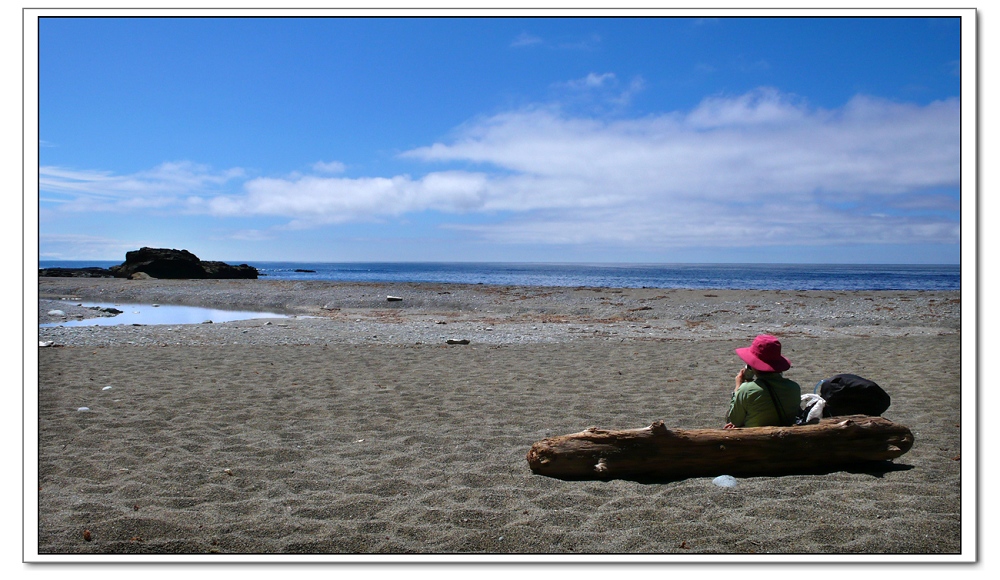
[200,260,258,279]
[38,267,115,278]
[294,269,317,273]
[110,247,202,279]
[108,247,258,279]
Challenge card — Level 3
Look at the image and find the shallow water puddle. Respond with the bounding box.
[40,302,290,327]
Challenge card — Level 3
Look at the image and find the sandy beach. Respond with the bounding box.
[33,278,964,558]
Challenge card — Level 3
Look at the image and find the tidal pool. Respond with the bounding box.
[40,302,290,327]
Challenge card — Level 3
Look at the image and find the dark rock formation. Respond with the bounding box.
[38,267,115,278]
[106,247,258,279]
[200,260,259,279]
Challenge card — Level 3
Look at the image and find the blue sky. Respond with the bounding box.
[35,14,965,264]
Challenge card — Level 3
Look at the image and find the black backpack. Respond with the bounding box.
[817,373,891,417]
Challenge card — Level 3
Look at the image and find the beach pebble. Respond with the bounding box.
[47,310,65,316]
[447,339,470,345]
[77,407,90,412]
[712,475,738,487]
[102,386,113,391]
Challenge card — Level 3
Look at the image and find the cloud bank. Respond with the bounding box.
[39,88,960,250]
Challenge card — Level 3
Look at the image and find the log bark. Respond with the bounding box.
[526,415,914,480]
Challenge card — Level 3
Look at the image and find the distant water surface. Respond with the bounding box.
[39,261,960,291]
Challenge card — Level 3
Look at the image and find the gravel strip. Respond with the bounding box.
[37,278,961,347]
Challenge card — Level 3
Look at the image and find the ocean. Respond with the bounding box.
[39,261,961,291]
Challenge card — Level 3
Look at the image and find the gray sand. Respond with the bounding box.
[32,278,965,559]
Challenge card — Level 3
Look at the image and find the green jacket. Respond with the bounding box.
[727,373,802,427]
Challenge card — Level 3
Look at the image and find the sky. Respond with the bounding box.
[34,13,966,264]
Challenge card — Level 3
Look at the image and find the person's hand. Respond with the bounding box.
[723,423,736,429]
[735,368,748,391]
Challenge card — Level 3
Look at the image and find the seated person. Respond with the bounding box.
[724,334,801,428]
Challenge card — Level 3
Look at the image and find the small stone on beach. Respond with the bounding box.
[712,475,738,487]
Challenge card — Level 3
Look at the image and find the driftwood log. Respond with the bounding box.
[526,415,914,480]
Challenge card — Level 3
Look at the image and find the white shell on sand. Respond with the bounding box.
[77,407,90,412]
[712,475,738,487]
[103,386,113,391]
[47,310,65,316]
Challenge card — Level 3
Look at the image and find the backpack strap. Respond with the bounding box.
[756,377,791,426]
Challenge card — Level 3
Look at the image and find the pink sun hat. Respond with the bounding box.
[735,334,791,373]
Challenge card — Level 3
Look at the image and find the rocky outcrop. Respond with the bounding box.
[106,247,258,279]
[198,260,258,279]
[37,267,115,278]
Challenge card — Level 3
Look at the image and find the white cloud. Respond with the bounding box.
[403,89,959,247]
[200,171,490,225]
[445,200,960,251]
[38,89,960,251]
[510,32,542,47]
[612,76,646,106]
[312,160,346,174]
[685,87,808,128]
[556,33,602,51]
[406,89,958,200]
[553,73,645,107]
[559,72,616,89]
[38,234,141,260]
[39,161,245,211]
[511,32,600,50]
